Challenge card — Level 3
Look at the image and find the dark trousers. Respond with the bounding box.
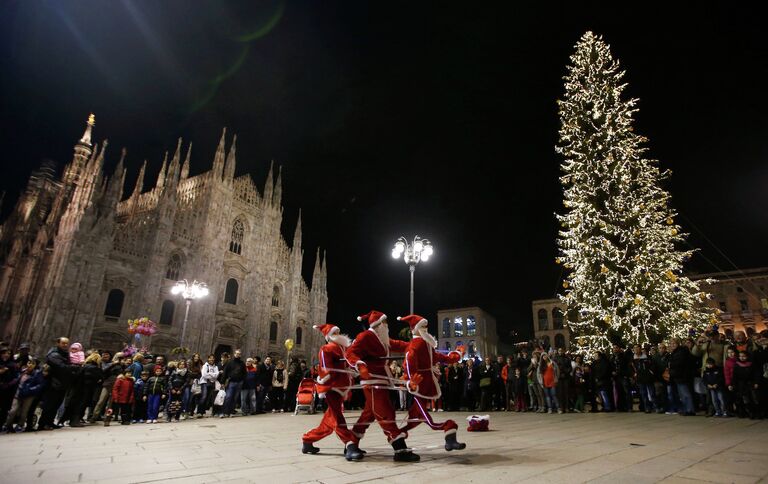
[110,402,132,423]
[0,389,15,425]
[493,382,506,410]
[38,387,67,428]
[256,385,270,412]
[556,378,571,411]
[133,398,147,421]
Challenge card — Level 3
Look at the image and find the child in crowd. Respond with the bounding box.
[724,347,737,413]
[3,358,44,432]
[133,370,149,423]
[69,343,85,365]
[167,360,187,422]
[730,351,757,419]
[702,357,727,417]
[107,371,135,426]
[143,366,167,424]
[511,367,527,412]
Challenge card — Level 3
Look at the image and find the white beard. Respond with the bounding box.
[372,323,390,348]
[328,333,351,348]
[416,327,437,349]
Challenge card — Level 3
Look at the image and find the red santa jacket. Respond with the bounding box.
[404,336,461,400]
[346,329,408,386]
[316,342,353,397]
[111,376,136,404]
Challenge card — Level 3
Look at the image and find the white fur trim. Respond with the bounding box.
[397,316,402,320]
[444,428,457,436]
[357,316,363,321]
[370,313,386,327]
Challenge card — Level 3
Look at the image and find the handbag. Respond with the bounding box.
[214,389,226,406]
[191,379,202,396]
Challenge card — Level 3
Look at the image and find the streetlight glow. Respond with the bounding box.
[172,279,209,348]
[392,235,433,314]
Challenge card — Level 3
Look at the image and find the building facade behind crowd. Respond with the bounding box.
[532,268,768,350]
[437,307,498,360]
[0,115,326,360]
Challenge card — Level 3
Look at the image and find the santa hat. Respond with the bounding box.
[313,323,340,341]
[357,310,387,328]
[397,314,428,331]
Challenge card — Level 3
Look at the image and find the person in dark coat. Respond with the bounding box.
[0,347,19,425]
[221,349,246,417]
[446,361,464,411]
[591,351,612,411]
[669,338,696,415]
[38,338,80,430]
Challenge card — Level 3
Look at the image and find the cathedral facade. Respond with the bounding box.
[0,116,327,362]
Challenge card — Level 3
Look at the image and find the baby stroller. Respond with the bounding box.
[294,378,317,415]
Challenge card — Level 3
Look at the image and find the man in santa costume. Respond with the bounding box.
[301,324,364,461]
[398,314,467,451]
[346,310,421,462]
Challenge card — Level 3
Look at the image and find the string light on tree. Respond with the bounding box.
[554,32,715,355]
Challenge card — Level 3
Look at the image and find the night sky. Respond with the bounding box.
[1,2,767,341]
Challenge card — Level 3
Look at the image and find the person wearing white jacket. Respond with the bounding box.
[196,355,219,417]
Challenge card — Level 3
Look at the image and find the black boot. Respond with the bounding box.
[345,442,364,461]
[392,438,420,462]
[302,442,320,454]
[444,432,466,451]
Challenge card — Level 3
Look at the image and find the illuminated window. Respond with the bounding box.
[468,340,476,357]
[466,315,477,336]
[454,317,464,337]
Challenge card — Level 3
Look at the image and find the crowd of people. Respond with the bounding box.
[0,338,313,433]
[0,328,766,434]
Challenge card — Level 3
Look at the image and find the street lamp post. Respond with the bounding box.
[171,279,209,348]
[391,236,433,314]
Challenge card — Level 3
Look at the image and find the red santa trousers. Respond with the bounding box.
[302,391,357,445]
[401,395,458,433]
[352,386,407,443]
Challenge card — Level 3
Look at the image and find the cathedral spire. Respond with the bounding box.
[133,160,147,198]
[224,134,237,183]
[312,247,321,287]
[181,143,192,180]
[108,148,127,202]
[79,113,95,146]
[292,209,302,249]
[213,127,227,180]
[272,165,282,207]
[156,152,168,189]
[167,138,182,188]
[263,160,274,205]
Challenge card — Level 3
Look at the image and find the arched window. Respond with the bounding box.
[725,328,734,340]
[296,327,303,345]
[542,335,551,349]
[165,254,182,280]
[444,341,451,351]
[468,340,476,357]
[454,316,464,337]
[272,285,280,307]
[746,326,756,337]
[104,289,125,319]
[224,278,239,305]
[159,300,175,326]
[466,315,477,336]
[555,333,566,349]
[269,321,278,343]
[229,219,244,254]
[537,309,549,331]
[442,318,451,337]
[552,308,564,330]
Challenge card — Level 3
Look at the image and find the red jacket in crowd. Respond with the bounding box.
[111,376,136,404]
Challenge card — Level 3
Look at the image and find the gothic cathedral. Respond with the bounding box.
[0,116,328,361]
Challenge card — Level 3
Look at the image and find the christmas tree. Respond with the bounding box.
[555,32,715,355]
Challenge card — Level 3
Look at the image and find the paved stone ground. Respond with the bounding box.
[1,411,766,484]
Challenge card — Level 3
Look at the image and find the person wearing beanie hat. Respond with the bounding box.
[301,324,364,461]
[397,314,467,451]
[345,310,418,462]
[69,343,85,365]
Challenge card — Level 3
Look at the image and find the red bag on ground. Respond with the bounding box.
[466,414,490,432]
